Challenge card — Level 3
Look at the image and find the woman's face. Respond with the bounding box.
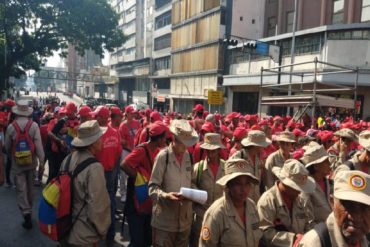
[313,159,331,177]
[227,176,253,204]
[207,149,220,160]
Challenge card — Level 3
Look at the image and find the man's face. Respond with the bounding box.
[334,198,370,244]
[227,176,252,203]
[280,142,294,153]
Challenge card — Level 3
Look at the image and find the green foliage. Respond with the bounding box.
[0,0,126,90]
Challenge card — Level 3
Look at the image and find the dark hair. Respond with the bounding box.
[149,131,166,142]
[111,113,122,119]
[73,146,89,151]
[306,165,316,175]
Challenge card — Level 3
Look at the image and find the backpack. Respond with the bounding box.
[12,120,35,166]
[313,222,331,247]
[38,154,97,241]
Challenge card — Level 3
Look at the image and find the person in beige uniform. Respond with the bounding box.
[298,171,370,247]
[4,101,44,229]
[230,130,271,203]
[257,159,315,247]
[60,120,111,247]
[149,119,198,247]
[191,133,225,247]
[265,131,296,189]
[300,143,332,223]
[199,158,262,247]
[328,128,358,170]
[335,130,370,176]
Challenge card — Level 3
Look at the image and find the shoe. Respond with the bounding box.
[22,214,33,229]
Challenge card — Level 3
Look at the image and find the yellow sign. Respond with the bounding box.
[208,90,223,105]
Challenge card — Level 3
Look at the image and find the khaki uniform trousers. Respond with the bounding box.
[152,227,191,247]
[14,169,34,216]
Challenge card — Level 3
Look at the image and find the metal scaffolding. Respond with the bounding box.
[258,57,359,121]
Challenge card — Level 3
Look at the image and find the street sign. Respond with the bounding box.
[157,95,166,102]
[208,90,223,105]
[256,41,269,56]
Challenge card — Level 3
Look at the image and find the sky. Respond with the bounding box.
[46,50,110,67]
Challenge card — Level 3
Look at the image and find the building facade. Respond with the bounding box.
[224,0,370,119]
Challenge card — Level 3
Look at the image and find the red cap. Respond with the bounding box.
[227,112,241,120]
[201,122,215,133]
[149,122,168,137]
[193,104,204,112]
[233,127,247,140]
[93,106,110,118]
[203,111,209,119]
[66,102,77,114]
[273,116,282,122]
[215,113,221,122]
[150,111,162,122]
[125,105,135,114]
[295,123,304,129]
[110,106,123,116]
[4,99,15,107]
[244,114,251,121]
[58,107,67,115]
[292,149,305,159]
[145,108,152,115]
[259,120,269,126]
[251,124,261,130]
[287,119,295,128]
[292,128,305,137]
[78,106,92,117]
[250,114,259,121]
[318,130,334,143]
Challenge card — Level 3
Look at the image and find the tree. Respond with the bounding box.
[0,0,125,95]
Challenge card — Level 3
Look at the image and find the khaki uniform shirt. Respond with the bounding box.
[303,178,332,224]
[192,159,225,218]
[5,117,45,173]
[149,144,193,232]
[334,151,370,176]
[328,143,347,170]
[230,149,262,203]
[62,150,111,246]
[265,149,289,189]
[199,194,262,247]
[257,183,315,247]
[298,213,368,247]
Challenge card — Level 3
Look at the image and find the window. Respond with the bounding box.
[281,34,322,56]
[328,30,370,40]
[155,0,171,9]
[155,11,171,30]
[332,0,345,24]
[154,34,171,51]
[286,11,294,33]
[267,16,277,37]
[362,0,370,22]
[154,56,171,71]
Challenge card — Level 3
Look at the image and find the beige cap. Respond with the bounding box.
[334,170,370,206]
[301,144,329,168]
[359,130,370,152]
[170,119,199,147]
[217,158,259,186]
[275,131,296,143]
[200,133,225,150]
[12,100,33,117]
[241,130,271,148]
[272,159,315,193]
[72,120,107,147]
[334,128,358,142]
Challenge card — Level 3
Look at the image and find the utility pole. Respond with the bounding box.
[287,0,299,116]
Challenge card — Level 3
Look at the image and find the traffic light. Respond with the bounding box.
[243,41,257,49]
[223,38,238,46]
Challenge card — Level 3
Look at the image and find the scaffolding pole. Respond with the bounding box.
[312,57,318,127]
[354,68,359,120]
[259,67,264,118]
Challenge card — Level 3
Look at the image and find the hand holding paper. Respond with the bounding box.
[179,187,208,204]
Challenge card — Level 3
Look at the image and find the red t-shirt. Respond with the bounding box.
[208,162,219,177]
[124,142,160,178]
[95,126,122,171]
[119,119,140,150]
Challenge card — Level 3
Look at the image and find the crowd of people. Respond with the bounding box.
[0,98,370,247]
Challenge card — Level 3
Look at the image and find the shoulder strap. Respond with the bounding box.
[196,160,204,187]
[24,120,33,132]
[62,154,73,173]
[189,152,193,166]
[12,121,21,133]
[140,144,153,167]
[344,160,355,170]
[313,222,331,247]
[165,148,169,174]
[72,157,98,178]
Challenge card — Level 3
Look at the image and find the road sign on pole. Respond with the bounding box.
[208,90,223,105]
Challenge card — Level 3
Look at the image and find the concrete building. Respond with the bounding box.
[169,0,264,113]
[65,45,101,93]
[224,0,370,119]
[110,0,154,105]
